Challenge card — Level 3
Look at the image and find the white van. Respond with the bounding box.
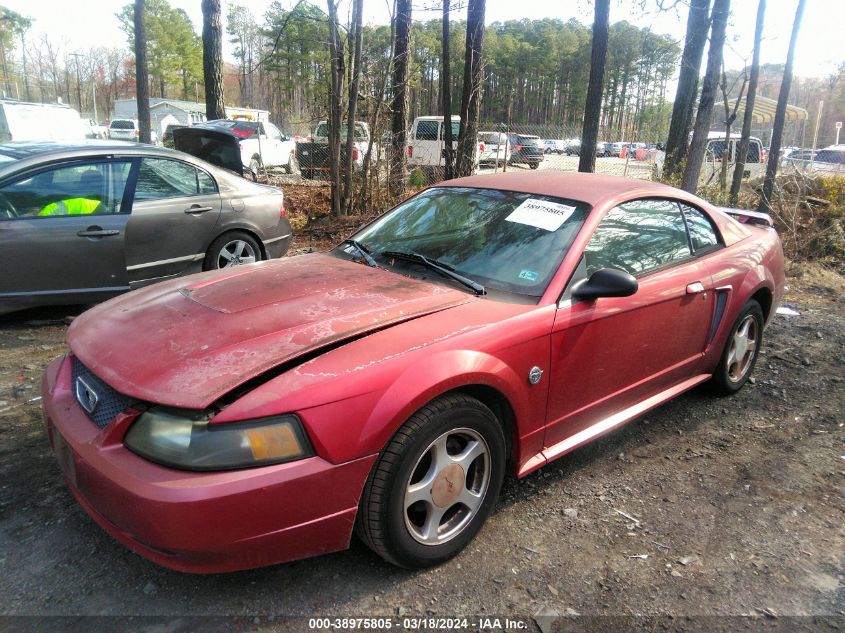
[0,100,89,143]
[700,131,766,183]
[408,115,479,175]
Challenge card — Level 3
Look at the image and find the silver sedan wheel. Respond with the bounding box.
[403,427,491,546]
[217,239,257,268]
[726,314,758,382]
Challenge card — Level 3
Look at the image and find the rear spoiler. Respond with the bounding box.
[716,206,774,228]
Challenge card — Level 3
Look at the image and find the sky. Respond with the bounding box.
[3,0,843,83]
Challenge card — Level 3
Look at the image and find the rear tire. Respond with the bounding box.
[529,161,540,170]
[355,393,506,569]
[284,151,296,174]
[249,157,261,181]
[710,299,764,395]
[203,231,262,271]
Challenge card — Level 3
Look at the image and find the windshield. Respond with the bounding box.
[110,120,135,130]
[479,132,503,144]
[815,150,845,164]
[315,122,368,139]
[336,186,590,299]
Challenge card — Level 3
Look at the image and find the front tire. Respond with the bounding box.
[710,299,764,395]
[203,231,262,271]
[356,393,506,568]
[529,161,540,170]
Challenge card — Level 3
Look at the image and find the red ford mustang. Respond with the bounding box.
[41,173,784,573]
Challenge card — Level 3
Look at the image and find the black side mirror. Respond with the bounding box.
[572,268,638,301]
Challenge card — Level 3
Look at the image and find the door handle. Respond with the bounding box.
[77,228,120,238]
[185,205,214,214]
[686,281,706,294]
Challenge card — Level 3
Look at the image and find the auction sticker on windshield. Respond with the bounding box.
[504,198,577,232]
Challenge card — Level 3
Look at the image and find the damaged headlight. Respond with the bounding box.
[124,408,313,471]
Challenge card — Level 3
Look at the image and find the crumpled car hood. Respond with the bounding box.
[68,253,470,409]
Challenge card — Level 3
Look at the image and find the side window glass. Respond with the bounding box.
[440,121,460,139]
[266,123,282,140]
[584,199,691,277]
[415,120,439,141]
[747,141,761,163]
[135,158,199,201]
[0,161,131,220]
[197,170,217,195]
[680,203,720,253]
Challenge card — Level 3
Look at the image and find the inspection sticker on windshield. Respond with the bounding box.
[505,198,577,231]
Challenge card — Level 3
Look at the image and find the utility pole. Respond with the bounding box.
[70,52,83,113]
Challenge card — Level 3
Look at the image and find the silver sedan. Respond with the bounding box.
[0,141,292,314]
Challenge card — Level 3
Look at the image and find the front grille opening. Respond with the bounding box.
[70,357,132,428]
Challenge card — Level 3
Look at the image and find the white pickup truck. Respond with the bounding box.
[296,120,374,180]
[206,119,297,178]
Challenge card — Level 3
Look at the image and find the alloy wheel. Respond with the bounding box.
[217,239,257,268]
[726,314,758,382]
[403,428,491,546]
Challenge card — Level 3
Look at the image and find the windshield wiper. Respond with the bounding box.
[381,250,486,296]
[342,239,378,267]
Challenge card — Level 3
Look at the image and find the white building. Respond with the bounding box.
[113,98,269,135]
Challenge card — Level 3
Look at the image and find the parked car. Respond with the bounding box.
[0,141,291,314]
[566,139,581,156]
[596,141,612,157]
[204,119,297,178]
[478,131,510,165]
[297,120,372,180]
[108,118,139,142]
[804,145,845,174]
[86,119,109,140]
[543,139,566,155]
[608,142,625,157]
[0,99,90,143]
[507,134,544,169]
[41,172,784,573]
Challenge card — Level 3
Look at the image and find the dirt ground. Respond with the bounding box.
[0,239,842,631]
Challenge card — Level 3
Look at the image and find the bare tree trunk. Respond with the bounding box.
[390,0,412,198]
[327,0,345,216]
[731,0,766,205]
[681,0,730,193]
[342,0,363,215]
[758,0,806,213]
[455,0,485,178]
[361,13,396,208]
[19,30,30,102]
[134,0,151,144]
[664,0,711,180]
[719,70,746,192]
[441,0,454,180]
[202,0,226,120]
[578,0,609,173]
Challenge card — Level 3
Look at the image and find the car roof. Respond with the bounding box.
[438,172,699,207]
[0,140,233,180]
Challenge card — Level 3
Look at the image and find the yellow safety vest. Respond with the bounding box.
[38,198,101,217]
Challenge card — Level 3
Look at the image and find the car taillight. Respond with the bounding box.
[407,146,413,158]
[353,149,360,161]
[279,198,286,217]
[760,148,766,163]
[515,144,522,152]
[479,143,485,151]
[134,129,139,137]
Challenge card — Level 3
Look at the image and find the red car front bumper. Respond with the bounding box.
[41,355,376,573]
